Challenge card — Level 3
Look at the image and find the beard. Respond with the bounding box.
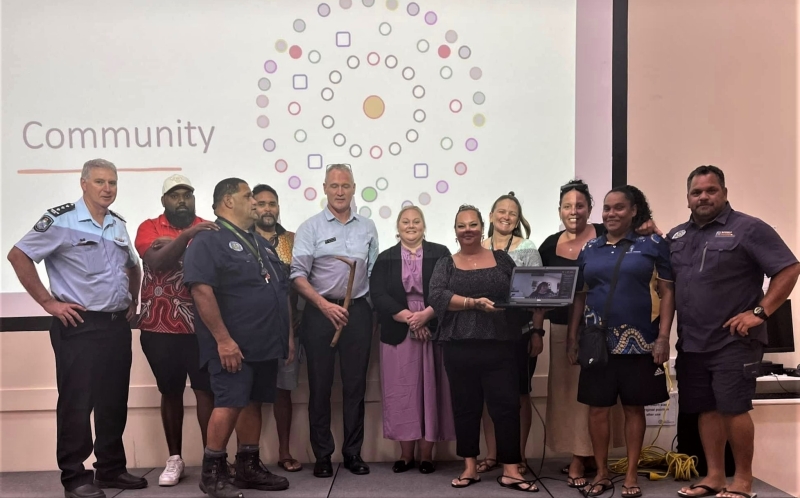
[165,207,196,228]
[255,214,277,231]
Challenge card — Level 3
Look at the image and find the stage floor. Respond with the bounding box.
[0,459,794,498]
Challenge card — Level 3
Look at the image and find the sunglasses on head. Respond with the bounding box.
[560,183,589,193]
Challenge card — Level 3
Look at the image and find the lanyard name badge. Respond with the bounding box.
[219,220,273,282]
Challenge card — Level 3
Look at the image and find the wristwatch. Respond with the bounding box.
[753,306,769,320]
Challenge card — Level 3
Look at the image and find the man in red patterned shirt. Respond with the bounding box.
[134,174,219,487]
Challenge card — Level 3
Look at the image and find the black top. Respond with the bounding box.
[370,240,451,345]
[538,223,606,325]
[429,250,526,342]
[183,218,290,366]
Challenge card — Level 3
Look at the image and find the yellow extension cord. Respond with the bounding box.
[607,363,700,481]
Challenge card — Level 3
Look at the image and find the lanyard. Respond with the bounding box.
[218,219,271,280]
[490,235,514,253]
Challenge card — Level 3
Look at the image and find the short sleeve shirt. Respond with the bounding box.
[290,207,379,299]
[14,197,139,312]
[577,232,673,354]
[183,218,290,366]
[667,204,798,353]
[134,214,206,334]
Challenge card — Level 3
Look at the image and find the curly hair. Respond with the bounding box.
[606,185,652,229]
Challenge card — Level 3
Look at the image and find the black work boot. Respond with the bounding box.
[233,449,290,491]
[199,453,243,498]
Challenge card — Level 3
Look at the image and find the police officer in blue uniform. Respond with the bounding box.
[7,159,146,498]
[183,178,290,498]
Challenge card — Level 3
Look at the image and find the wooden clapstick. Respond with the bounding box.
[330,256,357,347]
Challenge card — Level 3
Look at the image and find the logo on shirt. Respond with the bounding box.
[671,230,686,240]
[34,215,54,233]
[324,237,337,244]
[229,241,244,251]
[715,231,735,238]
[654,367,665,376]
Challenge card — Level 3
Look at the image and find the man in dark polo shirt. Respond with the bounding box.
[183,178,290,498]
[291,164,379,478]
[668,166,799,498]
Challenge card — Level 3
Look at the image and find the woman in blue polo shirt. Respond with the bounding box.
[567,185,674,498]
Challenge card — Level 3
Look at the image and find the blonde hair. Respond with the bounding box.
[396,205,426,232]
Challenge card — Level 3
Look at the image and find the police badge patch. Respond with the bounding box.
[229,241,244,251]
[34,215,54,232]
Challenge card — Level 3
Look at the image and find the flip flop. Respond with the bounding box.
[451,475,481,488]
[277,458,303,472]
[584,478,614,497]
[623,485,643,498]
[477,458,499,473]
[677,484,724,498]
[497,475,539,493]
[568,476,588,488]
[716,491,757,498]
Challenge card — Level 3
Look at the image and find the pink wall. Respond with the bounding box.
[628,1,799,493]
[628,0,798,367]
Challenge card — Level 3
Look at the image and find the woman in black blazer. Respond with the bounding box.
[370,206,456,475]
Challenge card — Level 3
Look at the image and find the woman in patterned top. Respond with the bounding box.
[429,205,537,492]
[568,185,674,498]
[476,192,543,477]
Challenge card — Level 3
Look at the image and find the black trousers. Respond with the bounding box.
[443,340,521,464]
[49,312,132,490]
[302,299,372,459]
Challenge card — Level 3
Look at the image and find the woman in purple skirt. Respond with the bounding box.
[370,205,456,474]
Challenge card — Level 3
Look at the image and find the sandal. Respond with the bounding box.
[677,485,725,498]
[451,475,481,488]
[518,462,529,475]
[568,475,588,488]
[623,485,643,498]
[584,478,614,497]
[497,475,539,493]
[277,458,302,472]
[477,458,499,473]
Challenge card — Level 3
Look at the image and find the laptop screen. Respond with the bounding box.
[508,267,580,303]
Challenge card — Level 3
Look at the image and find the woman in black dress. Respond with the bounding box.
[429,204,537,492]
[534,180,625,487]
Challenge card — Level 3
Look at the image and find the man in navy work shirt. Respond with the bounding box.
[7,159,146,498]
[669,166,799,498]
[291,164,379,477]
[183,178,290,498]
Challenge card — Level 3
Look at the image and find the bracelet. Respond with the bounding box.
[531,328,546,337]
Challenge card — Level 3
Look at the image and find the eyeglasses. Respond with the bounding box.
[326,163,352,171]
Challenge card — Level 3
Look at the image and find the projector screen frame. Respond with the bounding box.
[0,0,630,332]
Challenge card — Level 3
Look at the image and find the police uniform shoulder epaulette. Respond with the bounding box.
[47,203,75,217]
[109,210,126,222]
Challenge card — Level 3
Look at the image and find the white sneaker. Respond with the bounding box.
[158,455,185,486]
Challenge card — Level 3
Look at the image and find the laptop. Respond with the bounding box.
[494,266,580,308]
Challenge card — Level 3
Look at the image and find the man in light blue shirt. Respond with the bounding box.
[291,164,378,477]
[7,159,145,498]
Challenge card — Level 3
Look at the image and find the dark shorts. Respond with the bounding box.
[140,331,211,394]
[516,332,539,394]
[676,340,764,415]
[578,353,669,407]
[207,358,279,408]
